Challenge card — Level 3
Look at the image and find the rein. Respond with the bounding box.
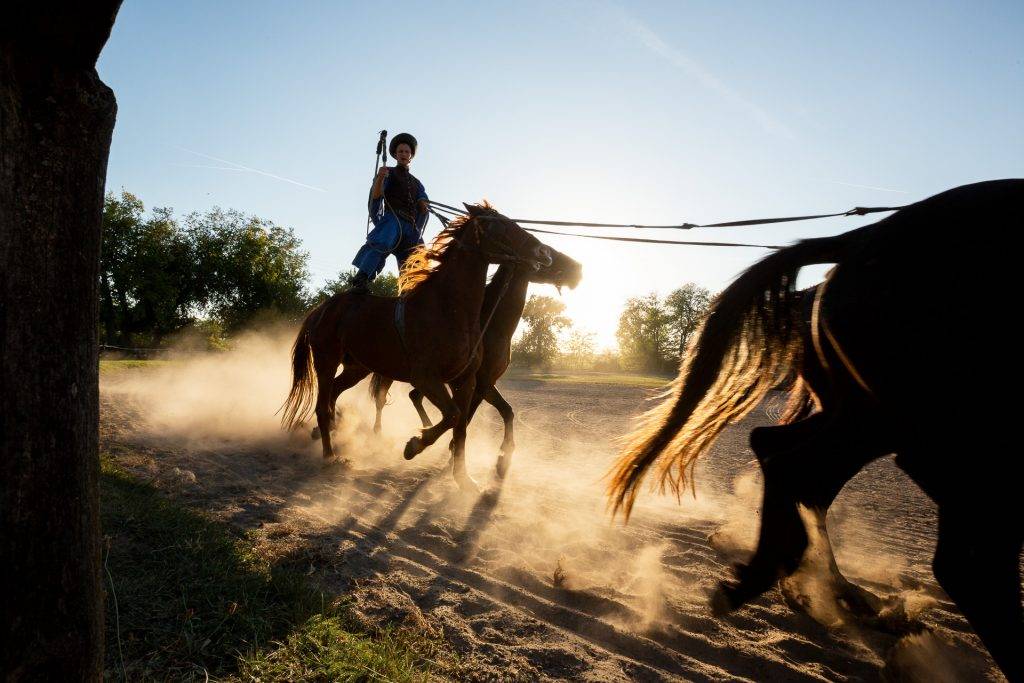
[429,200,903,231]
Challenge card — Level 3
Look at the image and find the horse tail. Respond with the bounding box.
[279,300,329,431]
[608,234,851,519]
[368,373,389,403]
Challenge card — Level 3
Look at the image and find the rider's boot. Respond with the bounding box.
[349,270,372,294]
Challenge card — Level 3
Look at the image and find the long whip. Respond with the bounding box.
[367,129,387,235]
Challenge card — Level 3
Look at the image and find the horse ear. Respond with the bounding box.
[463,202,477,215]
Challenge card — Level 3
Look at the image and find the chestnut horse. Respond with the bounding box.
[281,203,555,491]
[368,248,583,477]
[608,179,1023,680]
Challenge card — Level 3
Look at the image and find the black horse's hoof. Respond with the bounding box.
[403,437,422,460]
[710,581,741,616]
[311,426,320,440]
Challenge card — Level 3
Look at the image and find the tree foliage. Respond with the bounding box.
[616,293,673,373]
[312,268,398,302]
[616,284,712,373]
[560,329,596,370]
[99,191,310,346]
[512,295,570,369]
[664,283,712,358]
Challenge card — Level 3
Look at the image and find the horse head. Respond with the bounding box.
[463,203,553,271]
[529,247,583,292]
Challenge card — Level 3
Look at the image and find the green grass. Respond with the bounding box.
[503,370,672,389]
[101,455,454,681]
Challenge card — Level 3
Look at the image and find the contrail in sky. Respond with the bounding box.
[616,8,796,140]
[177,147,327,193]
[171,163,247,172]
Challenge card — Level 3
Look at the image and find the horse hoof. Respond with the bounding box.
[403,437,422,460]
[311,426,320,440]
[323,456,351,469]
[710,582,739,616]
[496,455,510,478]
[373,424,382,435]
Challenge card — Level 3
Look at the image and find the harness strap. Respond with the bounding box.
[394,298,410,357]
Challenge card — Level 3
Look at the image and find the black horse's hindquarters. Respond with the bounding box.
[730,179,1024,680]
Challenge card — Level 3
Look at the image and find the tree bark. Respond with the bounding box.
[1,3,121,680]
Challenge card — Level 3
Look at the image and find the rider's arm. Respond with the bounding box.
[415,181,430,233]
[370,166,388,200]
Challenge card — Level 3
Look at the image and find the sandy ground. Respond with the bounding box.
[100,345,1010,682]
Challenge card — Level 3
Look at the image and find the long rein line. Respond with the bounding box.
[429,200,906,250]
[428,200,904,231]
[429,203,783,249]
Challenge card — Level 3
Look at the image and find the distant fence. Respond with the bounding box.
[99,344,173,359]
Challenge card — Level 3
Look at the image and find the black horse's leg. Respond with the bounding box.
[483,386,516,477]
[715,410,884,613]
[408,388,433,428]
[930,506,1023,681]
[899,449,1024,681]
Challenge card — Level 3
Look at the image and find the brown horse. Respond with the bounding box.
[281,203,555,491]
[608,179,1023,680]
[368,248,583,477]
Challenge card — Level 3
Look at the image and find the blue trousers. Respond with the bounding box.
[352,213,423,278]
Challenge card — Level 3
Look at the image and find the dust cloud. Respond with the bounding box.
[99,328,1002,680]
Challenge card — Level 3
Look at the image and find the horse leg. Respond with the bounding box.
[408,388,432,428]
[715,411,883,613]
[928,506,1023,680]
[373,376,393,435]
[402,379,458,460]
[311,364,371,441]
[449,375,479,492]
[900,455,1023,680]
[483,386,516,477]
[313,351,343,462]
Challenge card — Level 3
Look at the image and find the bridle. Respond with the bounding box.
[451,213,553,270]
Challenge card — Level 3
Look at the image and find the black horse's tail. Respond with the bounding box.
[608,234,854,519]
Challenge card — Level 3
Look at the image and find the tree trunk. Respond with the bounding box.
[1,4,121,680]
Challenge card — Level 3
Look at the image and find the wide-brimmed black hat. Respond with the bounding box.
[389,132,417,159]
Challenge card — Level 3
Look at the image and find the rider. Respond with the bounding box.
[349,132,429,293]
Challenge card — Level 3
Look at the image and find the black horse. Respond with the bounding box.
[609,179,1023,680]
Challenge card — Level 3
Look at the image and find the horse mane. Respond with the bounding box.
[398,201,494,294]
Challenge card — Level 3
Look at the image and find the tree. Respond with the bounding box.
[2,3,121,678]
[616,293,673,373]
[664,283,712,359]
[512,295,570,369]
[560,329,596,370]
[312,267,399,302]
[99,198,314,344]
[101,192,200,346]
[188,208,310,330]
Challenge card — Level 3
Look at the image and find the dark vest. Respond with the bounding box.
[384,165,420,225]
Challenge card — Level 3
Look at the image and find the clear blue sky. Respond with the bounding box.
[99,1,1023,347]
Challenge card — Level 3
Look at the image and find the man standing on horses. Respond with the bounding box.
[349,132,429,293]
